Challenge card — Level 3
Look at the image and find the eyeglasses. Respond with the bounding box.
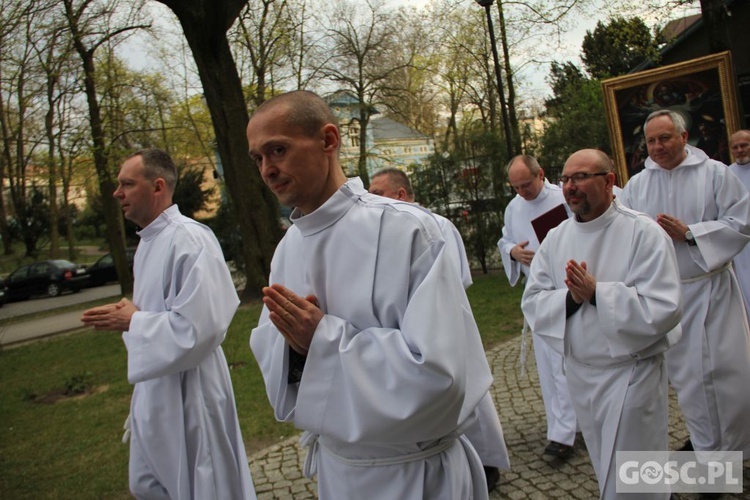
[558,172,609,185]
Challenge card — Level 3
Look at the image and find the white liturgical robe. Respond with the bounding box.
[498,181,578,447]
[428,210,508,471]
[251,178,495,500]
[498,180,570,285]
[125,205,255,499]
[435,212,473,289]
[522,199,683,500]
[729,160,750,317]
[621,145,750,455]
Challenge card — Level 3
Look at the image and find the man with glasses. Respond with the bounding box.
[497,155,578,460]
[621,110,750,457]
[523,149,682,499]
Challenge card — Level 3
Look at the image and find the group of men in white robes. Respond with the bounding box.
[369,167,510,490]
[512,110,750,499]
[82,94,750,500]
[497,155,578,460]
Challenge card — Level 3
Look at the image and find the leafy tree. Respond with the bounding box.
[156,0,283,301]
[232,0,298,106]
[173,163,215,219]
[378,7,441,138]
[62,0,148,295]
[581,16,659,79]
[411,152,459,218]
[539,61,610,178]
[10,185,50,258]
[318,0,408,187]
[412,127,507,275]
[0,0,32,255]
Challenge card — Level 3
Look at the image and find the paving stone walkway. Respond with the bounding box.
[247,335,749,499]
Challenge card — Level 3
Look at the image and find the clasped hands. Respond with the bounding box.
[565,260,596,304]
[655,213,689,242]
[262,284,323,356]
[81,297,138,331]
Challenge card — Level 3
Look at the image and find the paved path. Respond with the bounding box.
[0,284,121,348]
[246,335,749,499]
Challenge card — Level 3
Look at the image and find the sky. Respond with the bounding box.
[123,0,701,108]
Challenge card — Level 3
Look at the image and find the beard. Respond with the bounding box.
[565,193,591,219]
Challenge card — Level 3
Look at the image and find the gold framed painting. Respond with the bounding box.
[602,51,741,184]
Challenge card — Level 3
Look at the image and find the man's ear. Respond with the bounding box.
[322,123,340,152]
[397,188,408,200]
[153,178,167,193]
[605,172,616,190]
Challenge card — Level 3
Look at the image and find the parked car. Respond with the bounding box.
[0,279,6,307]
[86,248,136,287]
[3,260,90,301]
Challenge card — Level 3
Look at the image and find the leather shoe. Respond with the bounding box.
[678,439,694,451]
[544,441,574,459]
[483,466,500,492]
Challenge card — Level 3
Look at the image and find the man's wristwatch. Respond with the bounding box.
[685,229,697,246]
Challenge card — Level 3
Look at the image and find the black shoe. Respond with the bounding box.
[544,441,574,459]
[678,439,694,451]
[483,466,500,492]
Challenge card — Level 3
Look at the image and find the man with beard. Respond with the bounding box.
[523,149,682,499]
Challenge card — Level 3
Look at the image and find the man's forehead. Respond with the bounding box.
[645,117,676,134]
[118,157,143,177]
[563,153,595,172]
[508,163,534,181]
[369,176,392,190]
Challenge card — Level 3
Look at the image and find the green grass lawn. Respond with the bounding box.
[0,271,523,499]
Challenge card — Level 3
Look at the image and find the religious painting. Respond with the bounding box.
[602,51,741,184]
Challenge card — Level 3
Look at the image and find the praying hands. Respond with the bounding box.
[564,259,596,304]
[262,284,322,355]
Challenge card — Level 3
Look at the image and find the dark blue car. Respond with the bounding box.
[86,249,136,287]
[4,260,89,301]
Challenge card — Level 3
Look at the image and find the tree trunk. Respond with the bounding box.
[496,0,521,155]
[357,97,370,188]
[157,0,282,301]
[0,87,15,255]
[64,0,132,295]
[45,76,60,259]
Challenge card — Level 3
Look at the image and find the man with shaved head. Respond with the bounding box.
[523,149,682,499]
[248,90,495,499]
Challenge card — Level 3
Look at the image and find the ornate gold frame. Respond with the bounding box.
[602,51,741,184]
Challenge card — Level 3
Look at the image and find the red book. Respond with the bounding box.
[531,204,569,243]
